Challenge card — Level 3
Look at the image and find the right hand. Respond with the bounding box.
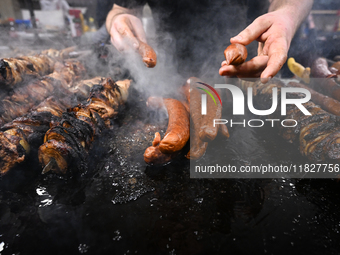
[108,14,157,67]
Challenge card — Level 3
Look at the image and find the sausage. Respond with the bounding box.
[186,129,208,160]
[223,43,247,66]
[309,58,340,101]
[289,81,340,116]
[198,90,222,142]
[311,58,336,78]
[138,41,157,68]
[146,96,165,109]
[331,62,340,75]
[219,123,230,138]
[159,98,190,153]
[144,132,175,165]
[182,78,229,159]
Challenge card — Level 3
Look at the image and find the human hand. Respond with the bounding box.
[219,8,296,80]
[108,13,157,67]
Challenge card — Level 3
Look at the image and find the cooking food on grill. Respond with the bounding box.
[0,54,57,88]
[0,78,103,175]
[198,91,223,142]
[147,97,190,154]
[38,78,131,174]
[289,81,340,116]
[0,60,86,125]
[138,41,157,68]
[41,46,77,60]
[309,58,340,102]
[287,57,311,83]
[238,79,340,163]
[182,77,229,160]
[0,97,71,175]
[331,62,340,73]
[223,43,247,66]
[311,58,336,78]
[144,132,175,165]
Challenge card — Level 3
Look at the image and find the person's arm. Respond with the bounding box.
[105,4,146,51]
[219,0,314,81]
[105,4,157,67]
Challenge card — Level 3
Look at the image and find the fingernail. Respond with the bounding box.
[260,76,272,84]
[232,35,243,41]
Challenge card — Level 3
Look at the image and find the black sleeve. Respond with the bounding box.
[113,0,147,9]
[246,0,269,25]
[96,0,147,28]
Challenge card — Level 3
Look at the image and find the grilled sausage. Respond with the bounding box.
[138,41,157,68]
[224,43,247,66]
[144,132,174,165]
[311,58,336,78]
[159,98,190,153]
[198,92,222,142]
[289,81,340,116]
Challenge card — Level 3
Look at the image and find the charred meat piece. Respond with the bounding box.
[38,78,131,174]
[0,60,86,124]
[238,79,340,163]
[0,54,56,88]
[0,77,104,175]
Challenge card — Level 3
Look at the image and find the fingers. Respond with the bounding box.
[128,16,147,44]
[219,55,269,78]
[230,15,272,45]
[114,17,140,49]
[110,14,147,52]
[260,39,288,79]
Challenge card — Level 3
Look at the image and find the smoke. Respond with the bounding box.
[104,2,250,100]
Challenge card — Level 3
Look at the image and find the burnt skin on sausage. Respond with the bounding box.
[223,43,248,66]
[138,41,157,68]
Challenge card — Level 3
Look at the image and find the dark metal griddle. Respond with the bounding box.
[1,84,340,255]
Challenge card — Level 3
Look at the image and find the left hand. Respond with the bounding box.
[219,8,296,80]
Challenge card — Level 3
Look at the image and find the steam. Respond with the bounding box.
[104,2,248,99]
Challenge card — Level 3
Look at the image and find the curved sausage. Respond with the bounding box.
[144,132,175,165]
[138,41,157,68]
[224,43,247,66]
[159,98,190,153]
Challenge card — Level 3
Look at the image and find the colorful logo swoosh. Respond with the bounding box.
[196,82,222,106]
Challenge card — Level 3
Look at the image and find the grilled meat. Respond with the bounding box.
[0,78,103,175]
[289,81,340,116]
[239,79,340,163]
[0,47,79,89]
[0,54,56,88]
[38,78,131,174]
[0,60,86,125]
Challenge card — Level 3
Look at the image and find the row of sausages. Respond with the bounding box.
[143,43,247,165]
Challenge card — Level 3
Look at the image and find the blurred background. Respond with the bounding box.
[0,0,340,73]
